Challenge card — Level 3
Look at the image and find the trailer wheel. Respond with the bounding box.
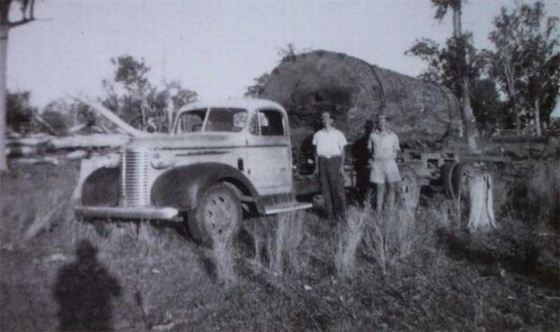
[443,162,458,200]
[188,183,241,246]
[399,166,420,211]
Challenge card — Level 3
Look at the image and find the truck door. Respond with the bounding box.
[246,108,292,195]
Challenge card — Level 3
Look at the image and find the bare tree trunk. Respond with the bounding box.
[452,5,462,38]
[0,25,8,171]
[454,3,479,152]
[534,99,542,136]
[462,78,478,151]
[504,64,521,136]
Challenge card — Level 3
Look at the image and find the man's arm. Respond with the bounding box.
[339,132,347,173]
[394,133,401,152]
[312,133,319,175]
[367,133,374,158]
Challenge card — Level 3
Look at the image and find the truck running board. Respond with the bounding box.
[264,201,313,215]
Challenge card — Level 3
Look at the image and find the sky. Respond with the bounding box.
[7,0,559,108]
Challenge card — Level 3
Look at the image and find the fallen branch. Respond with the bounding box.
[33,113,60,136]
[68,94,147,137]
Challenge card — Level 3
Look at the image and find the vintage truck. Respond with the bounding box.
[75,99,353,245]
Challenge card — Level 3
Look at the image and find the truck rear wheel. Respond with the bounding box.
[188,183,241,246]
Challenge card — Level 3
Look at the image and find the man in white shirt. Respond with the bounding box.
[368,114,401,211]
[313,112,348,220]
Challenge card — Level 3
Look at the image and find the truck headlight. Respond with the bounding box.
[150,150,174,169]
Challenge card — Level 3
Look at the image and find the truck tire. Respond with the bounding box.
[399,166,420,211]
[188,183,241,246]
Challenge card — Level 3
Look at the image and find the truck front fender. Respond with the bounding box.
[73,154,120,206]
[151,163,260,212]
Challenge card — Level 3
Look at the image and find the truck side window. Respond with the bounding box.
[257,109,284,136]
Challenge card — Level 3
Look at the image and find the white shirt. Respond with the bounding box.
[368,129,400,160]
[313,128,347,157]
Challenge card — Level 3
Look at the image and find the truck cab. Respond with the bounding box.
[75,99,312,245]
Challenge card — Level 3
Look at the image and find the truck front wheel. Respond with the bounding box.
[189,183,241,246]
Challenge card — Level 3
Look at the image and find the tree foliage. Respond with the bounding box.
[407,33,482,98]
[407,0,490,139]
[245,73,270,98]
[483,1,559,135]
[7,91,35,133]
[102,55,197,132]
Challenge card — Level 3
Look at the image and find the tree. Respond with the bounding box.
[408,0,479,151]
[484,1,559,136]
[7,90,35,133]
[1,0,37,171]
[244,73,270,98]
[470,79,508,135]
[102,55,197,132]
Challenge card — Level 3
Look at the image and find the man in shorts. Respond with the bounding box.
[368,114,401,211]
[313,111,348,220]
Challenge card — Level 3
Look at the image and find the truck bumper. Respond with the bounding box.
[75,205,181,221]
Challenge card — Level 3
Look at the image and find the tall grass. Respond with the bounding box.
[334,205,368,278]
[270,210,306,275]
[361,208,417,275]
[243,210,306,277]
[334,198,448,278]
[212,220,238,286]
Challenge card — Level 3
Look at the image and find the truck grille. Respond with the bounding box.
[121,148,150,206]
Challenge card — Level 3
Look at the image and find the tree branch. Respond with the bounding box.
[8,17,34,28]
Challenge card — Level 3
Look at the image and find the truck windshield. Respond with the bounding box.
[206,108,247,132]
[175,108,248,133]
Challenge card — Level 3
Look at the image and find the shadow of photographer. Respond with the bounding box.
[53,240,121,331]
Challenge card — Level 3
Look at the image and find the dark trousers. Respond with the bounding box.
[318,156,347,220]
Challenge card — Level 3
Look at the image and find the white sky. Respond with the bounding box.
[7,0,559,107]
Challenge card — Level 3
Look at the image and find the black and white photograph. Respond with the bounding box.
[1,0,559,330]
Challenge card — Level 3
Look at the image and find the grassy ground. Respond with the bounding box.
[1,161,559,331]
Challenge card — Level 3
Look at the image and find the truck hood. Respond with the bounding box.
[125,132,244,150]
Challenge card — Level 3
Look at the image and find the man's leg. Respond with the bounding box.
[376,182,385,212]
[387,182,398,212]
[319,157,334,220]
[331,157,346,219]
[385,160,402,212]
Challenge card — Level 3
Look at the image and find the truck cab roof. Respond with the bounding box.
[180,98,286,113]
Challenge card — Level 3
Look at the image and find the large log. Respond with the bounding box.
[49,134,129,149]
[261,51,462,150]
